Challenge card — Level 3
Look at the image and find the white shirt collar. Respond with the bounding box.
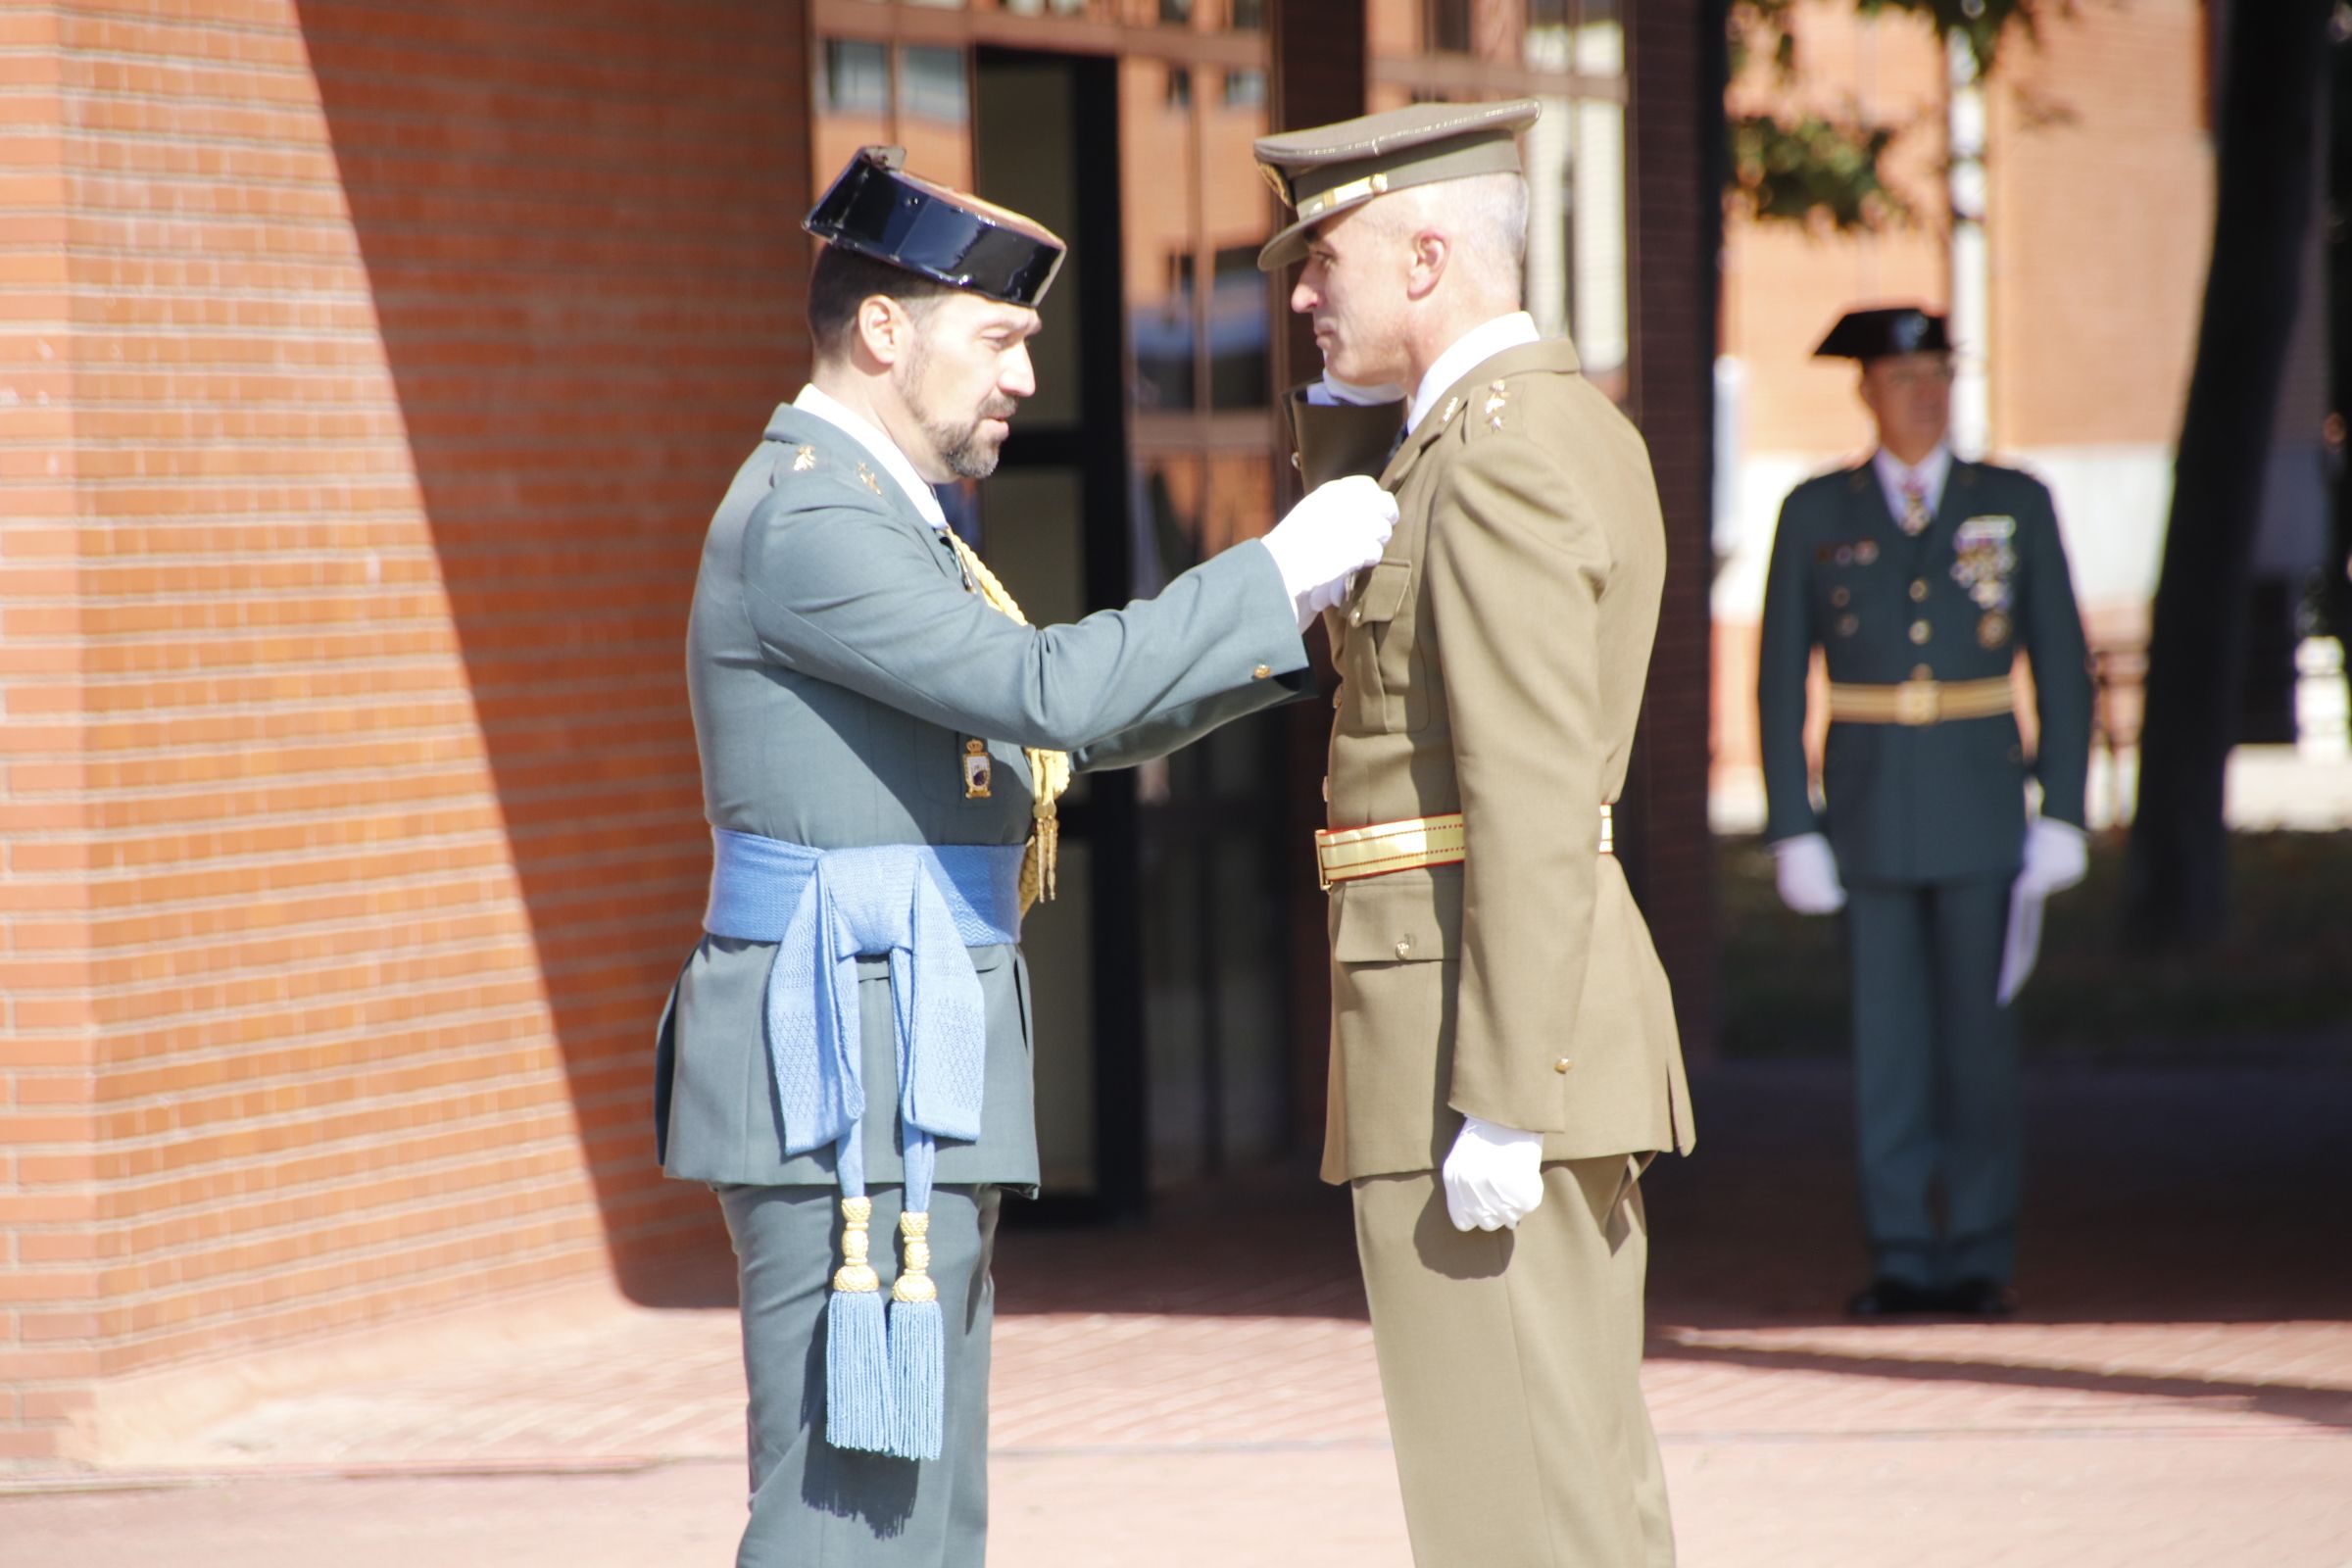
[1872,442,1954,523]
[792,383,949,530]
[1408,312,1542,433]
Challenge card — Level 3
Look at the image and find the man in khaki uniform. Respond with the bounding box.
[1258,103,1695,1566]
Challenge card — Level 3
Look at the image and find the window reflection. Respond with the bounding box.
[1206,249,1268,410]
[812,40,971,209]
[1568,98,1627,374]
[1427,0,1471,54]
[1123,57,1200,412]
[819,39,889,116]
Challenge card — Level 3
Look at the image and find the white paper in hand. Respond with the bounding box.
[1997,878,2044,1005]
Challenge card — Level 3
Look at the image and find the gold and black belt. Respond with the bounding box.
[1314,807,1614,891]
[1827,677,2013,727]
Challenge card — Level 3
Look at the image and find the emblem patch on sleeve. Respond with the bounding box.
[962,739,993,799]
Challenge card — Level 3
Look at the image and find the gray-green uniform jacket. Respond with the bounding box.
[1757,459,2093,884]
[658,404,1309,1188]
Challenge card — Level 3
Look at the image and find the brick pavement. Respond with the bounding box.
[3,1058,2348,1566]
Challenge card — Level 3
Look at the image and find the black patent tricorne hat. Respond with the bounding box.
[1813,306,1953,362]
[805,147,1066,309]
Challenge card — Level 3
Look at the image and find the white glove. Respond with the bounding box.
[1772,831,1847,915]
[1441,1114,1545,1233]
[1259,474,1398,630]
[1305,372,1407,408]
[2016,817,2088,898]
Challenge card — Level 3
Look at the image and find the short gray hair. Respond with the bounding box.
[1381,172,1528,302]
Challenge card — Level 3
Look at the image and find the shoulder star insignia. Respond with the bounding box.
[792,445,817,471]
[1483,379,1509,430]
[857,463,882,495]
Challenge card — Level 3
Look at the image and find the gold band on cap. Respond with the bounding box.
[1298,171,1390,221]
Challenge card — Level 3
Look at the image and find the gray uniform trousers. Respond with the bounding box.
[1844,876,2022,1288]
[716,1182,1001,1568]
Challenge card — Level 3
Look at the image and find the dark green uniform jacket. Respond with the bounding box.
[1757,458,2093,885]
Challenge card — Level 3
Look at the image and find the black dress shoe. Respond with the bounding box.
[1941,1277,2018,1316]
[1846,1277,1939,1317]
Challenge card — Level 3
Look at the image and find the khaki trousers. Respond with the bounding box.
[1351,1156,1674,1567]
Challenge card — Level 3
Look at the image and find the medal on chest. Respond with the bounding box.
[1951,516,2017,647]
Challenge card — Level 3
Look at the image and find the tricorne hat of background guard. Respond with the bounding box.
[1813,305,1955,363]
[806,145,1066,309]
[1252,99,1542,271]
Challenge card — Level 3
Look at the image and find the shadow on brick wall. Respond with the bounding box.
[295,0,808,1298]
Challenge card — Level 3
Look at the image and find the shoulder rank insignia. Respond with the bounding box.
[857,463,883,496]
[1441,395,1461,425]
[1484,379,1508,430]
[962,739,993,799]
[792,445,817,471]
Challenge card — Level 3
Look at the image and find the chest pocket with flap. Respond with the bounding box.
[1340,559,1426,735]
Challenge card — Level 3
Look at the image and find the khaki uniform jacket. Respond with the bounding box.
[1294,338,1696,1184]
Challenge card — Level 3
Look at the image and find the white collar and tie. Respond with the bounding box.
[1872,443,1953,537]
[1407,311,1542,433]
[793,382,950,531]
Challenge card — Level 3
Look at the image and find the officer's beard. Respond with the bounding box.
[900,346,1018,480]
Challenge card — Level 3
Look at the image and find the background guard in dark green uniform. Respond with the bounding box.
[1756,306,2095,1316]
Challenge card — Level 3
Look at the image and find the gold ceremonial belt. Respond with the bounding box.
[1315,807,1615,891]
[1827,677,2013,727]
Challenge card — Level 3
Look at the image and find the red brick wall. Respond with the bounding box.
[1987,0,2211,449]
[0,0,807,1462]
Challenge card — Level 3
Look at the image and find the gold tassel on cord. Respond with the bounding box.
[943,530,1071,917]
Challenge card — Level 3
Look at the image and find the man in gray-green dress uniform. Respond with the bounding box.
[657,147,1396,1565]
[1757,305,2094,1317]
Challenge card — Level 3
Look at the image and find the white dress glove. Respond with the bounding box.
[2016,817,2088,898]
[1442,1114,1545,1233]
[1259,474,1398,630]
[1772,831,1847,915]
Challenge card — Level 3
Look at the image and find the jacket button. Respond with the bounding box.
[1251,663,1272,680]
[1394,936,1413,959]
[1909,620,1932,645]
[1911,579,1930,602]
[1913,663,1934,680]
[1553,1056,1573,1074]
[1348,608,1363,626]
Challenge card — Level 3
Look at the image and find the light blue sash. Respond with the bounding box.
[702,826,1022,1460]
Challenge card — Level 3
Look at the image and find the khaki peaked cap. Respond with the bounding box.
[1254,99,1541,270]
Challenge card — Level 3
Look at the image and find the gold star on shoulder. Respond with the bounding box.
[792,445,818,471]
[856,463,882,496]
[1483,379,1509,430]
